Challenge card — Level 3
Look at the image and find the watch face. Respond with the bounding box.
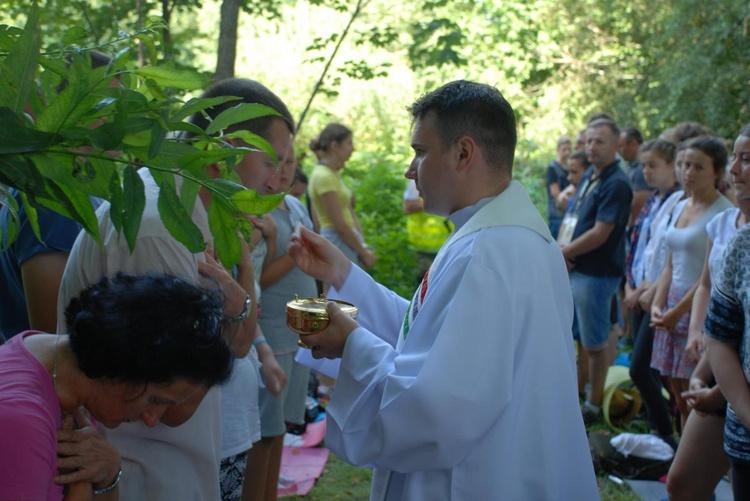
[227,294,251,323]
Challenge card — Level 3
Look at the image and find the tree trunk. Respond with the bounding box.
[161,0,174,60]
[215,0,242,81]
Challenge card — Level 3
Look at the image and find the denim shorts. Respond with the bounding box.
[570,271,620,352]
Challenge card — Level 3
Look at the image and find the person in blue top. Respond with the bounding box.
[561,118,634,426]
[0,190,100,341]
[545,136,572,238]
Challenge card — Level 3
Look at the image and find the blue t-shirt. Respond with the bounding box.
[0,190,97,341]
[570,162,633,277]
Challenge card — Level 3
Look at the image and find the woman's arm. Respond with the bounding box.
[21,252,70,333]
[657,281,699,330]
[650,253,672,323]
[707,336,750,428]
[548,182,561,200]
[260,253,296,289]
[686,240,713,360]
[320,192,375,267]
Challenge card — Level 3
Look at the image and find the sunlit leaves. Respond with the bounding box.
[205,103,281,135]
[0,1,41,114]
[0,9,288,268]
[152,169,206,253]
[136,64,210,90]
[230,189,285,215]
[207,197,241,268]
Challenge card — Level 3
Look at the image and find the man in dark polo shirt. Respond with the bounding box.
[561,119,633,425]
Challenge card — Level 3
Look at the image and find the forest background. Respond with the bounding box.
[2,0,749,296]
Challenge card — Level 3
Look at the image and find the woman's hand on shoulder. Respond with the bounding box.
[56,407,121,490]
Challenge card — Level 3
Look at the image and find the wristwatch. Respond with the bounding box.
[225,293,251,324]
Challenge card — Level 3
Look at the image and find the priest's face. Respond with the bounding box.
[406,112,458,217]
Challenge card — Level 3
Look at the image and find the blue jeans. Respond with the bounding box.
[570,271,620,352]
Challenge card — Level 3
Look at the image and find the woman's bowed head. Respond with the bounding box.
[0,273,235,498]
[59,273,234,428]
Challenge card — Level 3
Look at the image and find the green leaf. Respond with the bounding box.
[176,146,248,173]
[179,174,203,218]
[144,78,169,101]
[108,170,123,235]
[148,120,166,159]
[133,33,158,63]
[0,187,20,251]
[109,47,131,73]
[37,54,68,79]
[0,154,47,194]
[18,191,40,242]
[170,96,240,124]
[224,130,277,161]
[62,26,88,45]
[0,107,61,153]
[168,121,207,138]
[30,152,113,200]
[87,122,125,151]
[121,167,145,252]
[207,197,241,268]
[206,103,281,135]
[132,141,205,170]
[37,179,100,245]
[0,1,41,114]
[154,173,205,253]
[204,178,247,200]
[230,189,285,215]
[35,78,95,133]
[135,65,210,91]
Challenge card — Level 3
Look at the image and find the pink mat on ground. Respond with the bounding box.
[283,418,326,448]
[277,447,330,498]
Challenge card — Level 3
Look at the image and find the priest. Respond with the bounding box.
[289,80,599,500]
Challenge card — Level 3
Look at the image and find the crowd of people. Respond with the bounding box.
[2,68,750,501]
[546,117,750,500]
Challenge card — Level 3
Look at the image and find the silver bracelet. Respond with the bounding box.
[92,468,122,495]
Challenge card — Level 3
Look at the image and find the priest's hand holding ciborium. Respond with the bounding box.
[287,294,358,359]
[286,224,361,359]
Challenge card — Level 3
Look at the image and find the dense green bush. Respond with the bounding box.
[346,150,416,298]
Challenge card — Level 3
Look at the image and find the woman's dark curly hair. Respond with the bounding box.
[65,273,233,388]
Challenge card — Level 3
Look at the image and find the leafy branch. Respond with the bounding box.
[0,2,284,267]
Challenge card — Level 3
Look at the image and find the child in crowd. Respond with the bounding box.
[622,139,681,451]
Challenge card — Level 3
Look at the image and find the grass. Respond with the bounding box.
[284,453,371,501]
[286,339,654,499]
[283,451,643,500]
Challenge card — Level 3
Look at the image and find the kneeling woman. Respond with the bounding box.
[0,273,234,500]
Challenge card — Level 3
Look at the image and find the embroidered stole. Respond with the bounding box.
[401,265,430,341]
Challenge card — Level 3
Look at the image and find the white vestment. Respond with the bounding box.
[326,181,599,500]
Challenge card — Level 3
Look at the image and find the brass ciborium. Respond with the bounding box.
[286,294,358,349]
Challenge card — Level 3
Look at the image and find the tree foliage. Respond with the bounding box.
[0,3,285,268]
[2,0,748,294]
